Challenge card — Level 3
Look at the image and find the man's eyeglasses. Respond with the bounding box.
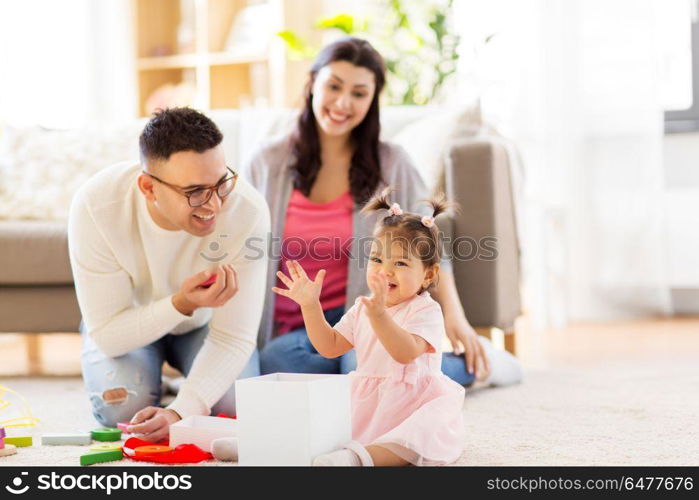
[142,166,238,207]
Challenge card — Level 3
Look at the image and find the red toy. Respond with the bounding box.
[123,437,211,464]
[199,275,217,288]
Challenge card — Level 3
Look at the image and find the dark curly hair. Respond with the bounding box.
[139,107,223,165]
[290,37,386,205]
[361,189,457,293]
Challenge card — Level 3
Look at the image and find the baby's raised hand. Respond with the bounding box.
[360,273,388,318]
[272,260,325,308]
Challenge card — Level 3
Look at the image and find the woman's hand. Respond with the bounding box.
[445,318,490,379]
[272,260,325,308]
[360,273,388,319]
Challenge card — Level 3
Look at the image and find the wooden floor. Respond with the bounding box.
[515,315,699,370]
[1,315,697,376]
[0,333,83,376]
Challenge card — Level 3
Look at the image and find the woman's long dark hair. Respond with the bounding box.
[290,37,386,205]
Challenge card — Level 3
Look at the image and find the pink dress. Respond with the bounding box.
[333,292,465,466]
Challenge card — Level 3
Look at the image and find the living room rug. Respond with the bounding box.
[0,359,697,466]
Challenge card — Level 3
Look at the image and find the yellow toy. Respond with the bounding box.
[0,384,40,432]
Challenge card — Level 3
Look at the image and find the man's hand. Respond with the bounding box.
[445,318,490,380]
[172,264,238,316]
[126,407,181,443]
[272,260,325,308]
[360,272,388,319]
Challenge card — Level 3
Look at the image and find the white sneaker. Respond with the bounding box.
[211,437,238,462]
[478,336,523,387]
[163,376,184,395]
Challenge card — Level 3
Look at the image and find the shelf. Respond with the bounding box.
[210,64,252,108]
[137,68,194,116]
[132,0,320,115]
[206,52,268,66]
[137,54,199,70]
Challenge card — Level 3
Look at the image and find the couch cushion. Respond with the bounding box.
[0,122,144,220]
[0,220,72,284]
[446,139,521,329]
[0,106,482,221]
[391,107,473,193]
[0,285,80,332]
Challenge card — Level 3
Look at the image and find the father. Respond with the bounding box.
[68,108,270,441]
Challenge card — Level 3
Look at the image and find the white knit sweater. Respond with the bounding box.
[68,162,270,418]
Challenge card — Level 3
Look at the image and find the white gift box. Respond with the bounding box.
[235,373,351,466]
[169,416,238,452]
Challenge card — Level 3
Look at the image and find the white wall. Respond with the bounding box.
[0,0,134,128]
[0,0,90,128]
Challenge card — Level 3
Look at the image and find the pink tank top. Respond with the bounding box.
[273,189,354,335]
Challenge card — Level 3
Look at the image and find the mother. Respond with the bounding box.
[244,37,521,386]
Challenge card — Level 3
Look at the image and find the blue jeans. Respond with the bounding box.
[441,352,477,386]
[260,306,356,374]
[259,306,476,387]
[81,323,260,427]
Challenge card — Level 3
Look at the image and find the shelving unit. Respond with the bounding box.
[131,0,322,116]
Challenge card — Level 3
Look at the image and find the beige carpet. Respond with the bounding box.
[1,358,697,466]
[462,360,699,465]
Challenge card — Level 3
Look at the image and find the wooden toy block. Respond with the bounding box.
[91,428,122,442]
[4,436,32,447]
[42,433,92,446]
[91,443,122,452]
[0,444,17,457]
[80,449,123,466]
[0,438,4,450]
[0,427,5,439]
[170,416,237,452]
[134,445,172,456]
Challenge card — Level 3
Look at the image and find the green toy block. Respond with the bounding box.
[90,443,122,452]
[4,436,32,447]
[91,428,122,442]
[80,449,124,466]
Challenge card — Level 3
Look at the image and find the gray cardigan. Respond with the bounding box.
[242,134,449,348]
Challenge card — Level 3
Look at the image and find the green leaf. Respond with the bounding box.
[276,31,315,59]
[277,31,306,52]
[277,0,461,105]
[316,13,356,34]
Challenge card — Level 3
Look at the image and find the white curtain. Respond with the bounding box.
[454,0,672,326]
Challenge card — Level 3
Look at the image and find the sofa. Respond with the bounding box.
[0,106,521,352]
